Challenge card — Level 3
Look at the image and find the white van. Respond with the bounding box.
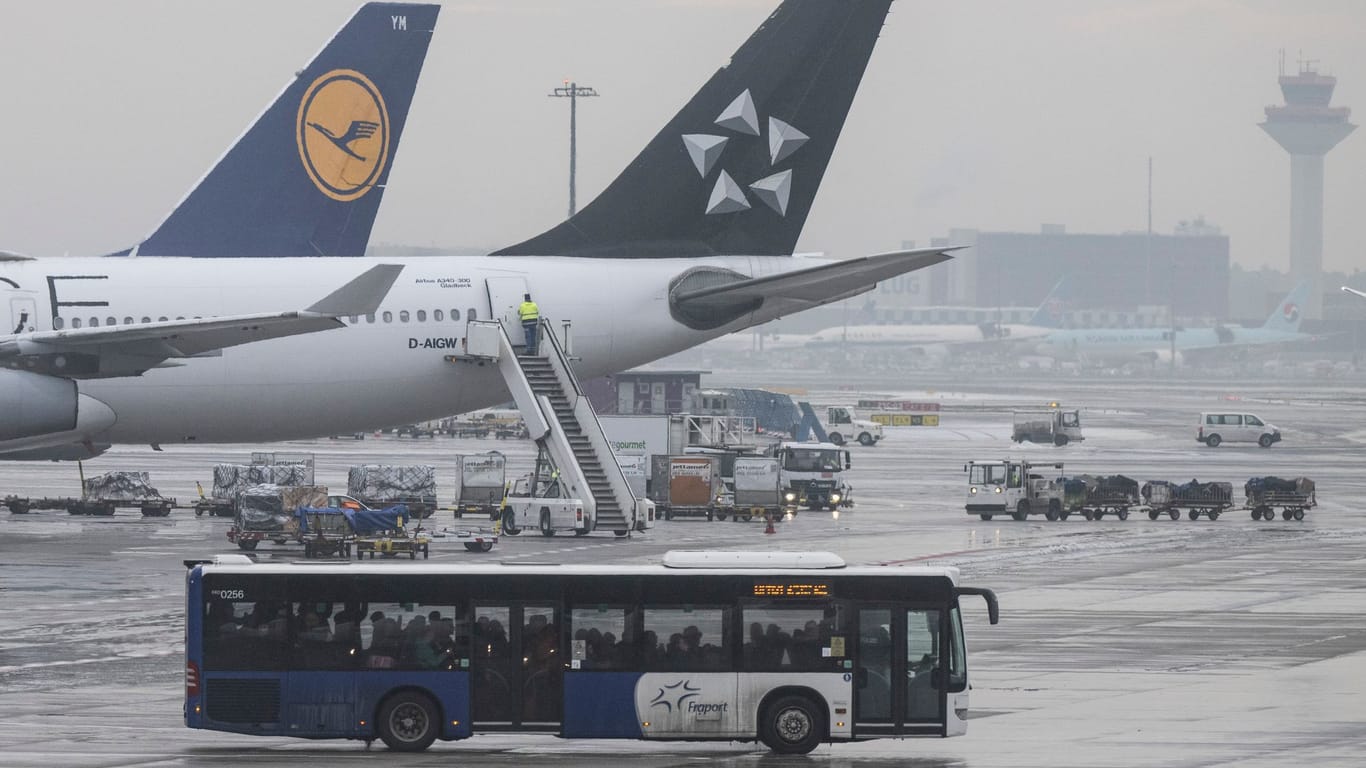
[1197,413,1281,448]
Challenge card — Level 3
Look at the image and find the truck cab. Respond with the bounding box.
[965,459,1064,521]
[823,406,883,446]
[776,441,852,511]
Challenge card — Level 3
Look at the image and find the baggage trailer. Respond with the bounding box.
[294,506,355,559]
[5,471,175,516]
[226,485,329,551]
[347,464,438,519]
[452,452,506,520]
[1141,480,1234,520]
[344,505,433,559]
[1063,475,1139,520]
[1244,477,1316,521]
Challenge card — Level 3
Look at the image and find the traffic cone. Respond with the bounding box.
[764,514,776,535]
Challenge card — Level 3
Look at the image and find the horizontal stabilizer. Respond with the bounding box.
[307,264,404,315]
[675,247,957,307]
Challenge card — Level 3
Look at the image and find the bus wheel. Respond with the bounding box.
[377,690,438,752]
[760,694,824,755]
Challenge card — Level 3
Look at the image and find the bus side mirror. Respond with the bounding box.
[956,587,1000,625]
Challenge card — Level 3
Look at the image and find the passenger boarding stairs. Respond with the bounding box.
[462,319,652,535]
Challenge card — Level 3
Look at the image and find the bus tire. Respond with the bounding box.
[377,690,439,752]
[760,694,824,755]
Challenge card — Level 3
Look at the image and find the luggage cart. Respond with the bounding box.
[1142,481,1233,521]
[1244,477,1316,521]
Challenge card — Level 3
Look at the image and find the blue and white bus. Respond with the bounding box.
[184,551,998,754]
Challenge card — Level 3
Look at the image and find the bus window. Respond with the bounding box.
[742,604,847,672]
[856,609,893,720]
[906,609,943,721]
[359,603,464,671]
[570,606,634,670]
[948,607,967,692]
[643,607,728,671]
[203,598,288,671]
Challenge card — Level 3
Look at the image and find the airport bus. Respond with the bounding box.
[183,551,998,754]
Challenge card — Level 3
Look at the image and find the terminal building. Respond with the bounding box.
[871,223,1230,328]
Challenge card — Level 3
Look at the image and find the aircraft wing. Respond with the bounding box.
[0,264,402,378]
[673,248,959,311]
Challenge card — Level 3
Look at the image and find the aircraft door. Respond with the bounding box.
[486,277,530,336]
[9,294,37,334]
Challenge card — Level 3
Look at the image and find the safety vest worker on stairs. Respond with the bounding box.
[518,293,540,354]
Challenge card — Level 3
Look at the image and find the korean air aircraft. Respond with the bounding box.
[1034,281,1312,365]
[0,1,950,460]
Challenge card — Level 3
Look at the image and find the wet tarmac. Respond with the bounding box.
[2,374,1364,767]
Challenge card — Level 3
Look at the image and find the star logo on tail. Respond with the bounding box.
[307,120,380,161]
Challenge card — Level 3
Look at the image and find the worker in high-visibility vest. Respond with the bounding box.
[518,293,540,354]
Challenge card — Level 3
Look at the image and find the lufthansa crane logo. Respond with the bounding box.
[296,69,390,202]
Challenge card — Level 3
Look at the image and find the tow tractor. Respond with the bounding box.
[965,459,1064,521]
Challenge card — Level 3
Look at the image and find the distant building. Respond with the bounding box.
[874,224,1230,324]
[583,370,706,415]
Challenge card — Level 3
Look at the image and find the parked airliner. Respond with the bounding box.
[1034,281,1312,365]
[0,1,950,460]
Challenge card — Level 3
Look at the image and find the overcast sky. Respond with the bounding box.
[1,1,1362,273]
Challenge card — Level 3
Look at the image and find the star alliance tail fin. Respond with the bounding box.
[121,3,439,258]
[495,0,894,259]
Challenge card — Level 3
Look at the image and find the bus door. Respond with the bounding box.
[471,604,562,729]
[855,606,946,735]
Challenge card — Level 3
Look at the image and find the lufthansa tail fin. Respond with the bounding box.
[495,0,894,259]
[1027,277,1070,328]
[1261,281,1309,333]
[124,3,439,258]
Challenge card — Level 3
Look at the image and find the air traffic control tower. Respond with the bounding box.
[1261,59,1355,320]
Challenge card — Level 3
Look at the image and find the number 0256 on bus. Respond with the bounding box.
[183,550,998,754]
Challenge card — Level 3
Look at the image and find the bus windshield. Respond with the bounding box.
[184,558,995,755]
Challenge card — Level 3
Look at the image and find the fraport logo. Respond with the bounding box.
[649,680,728,716]
[296,69,390,202]
[1282,302,1300,323]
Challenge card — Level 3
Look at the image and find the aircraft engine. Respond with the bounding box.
[1214,325,1236,344]
[1149,348,1185,366]
[0,368,80,440]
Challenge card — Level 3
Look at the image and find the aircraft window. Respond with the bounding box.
[107,316,117,326]
[365,313,375,324]
[141,317,151,324]
[53,317,65,330]
[71,318,82,329]
[123,317,133,325]
[451,309,460,321]
[89,317,100,327]
[348,315,358,324]
[399,310,410,323]
[466,308,476,322]
[416,310,427,322]
[433,310,444,322]
[382,311,392,323]
[176,316,185,321]
[158,317,168,322]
